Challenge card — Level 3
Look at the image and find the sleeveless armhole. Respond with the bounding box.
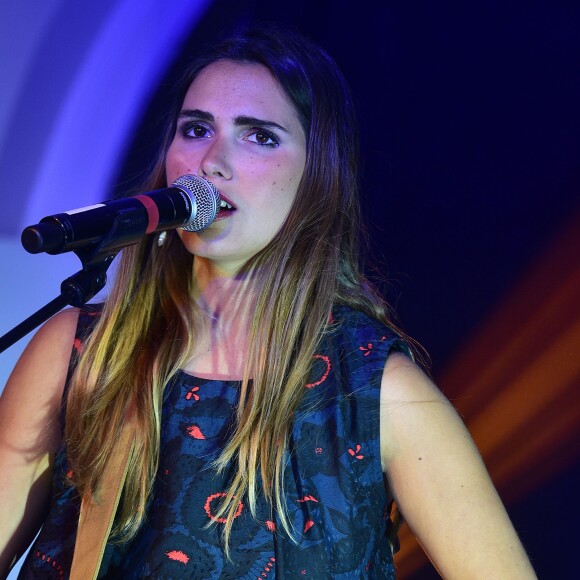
[18,304,105,579]
[59,304,104,434]
[275,305,407,577]
[332,305,413,558]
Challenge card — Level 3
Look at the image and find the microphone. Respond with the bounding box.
[21,175,220,255]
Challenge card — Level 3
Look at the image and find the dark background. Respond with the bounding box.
[115,1,580,577]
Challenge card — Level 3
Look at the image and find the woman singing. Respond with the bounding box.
[0,26,535,578]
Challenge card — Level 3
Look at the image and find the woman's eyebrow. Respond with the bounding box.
[178,108,213,121]
[233,115,289,134]
[178,109,289,133]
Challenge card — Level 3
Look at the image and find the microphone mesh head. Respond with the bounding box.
[172,175,220,232]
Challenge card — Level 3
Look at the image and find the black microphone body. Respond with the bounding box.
[21,175,219,255]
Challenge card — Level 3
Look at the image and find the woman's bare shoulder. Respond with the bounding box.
[9,308,80,385]
[379,353,536,578]
[0,308,80,445]
[0,308,80,575]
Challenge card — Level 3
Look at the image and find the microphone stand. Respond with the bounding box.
[0,213,131,354]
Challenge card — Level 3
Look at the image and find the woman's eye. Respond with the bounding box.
[183,123,211,139]
[245,129,279,147]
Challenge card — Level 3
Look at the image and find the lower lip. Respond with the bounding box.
[213,208,235,221]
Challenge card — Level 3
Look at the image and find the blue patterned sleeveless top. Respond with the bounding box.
[19,304,407,579]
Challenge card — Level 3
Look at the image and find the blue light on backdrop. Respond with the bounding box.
[0,0,213,509]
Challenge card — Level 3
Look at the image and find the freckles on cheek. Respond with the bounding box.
[170,155,193,171]
[166,147,197,176]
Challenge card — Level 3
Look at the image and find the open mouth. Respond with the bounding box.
[216,195,236,219]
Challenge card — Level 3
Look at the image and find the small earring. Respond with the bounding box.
[157,231,167,247]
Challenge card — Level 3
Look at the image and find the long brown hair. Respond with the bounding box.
[65,26,399,548]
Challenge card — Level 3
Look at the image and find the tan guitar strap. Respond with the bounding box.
[70,414,136,580]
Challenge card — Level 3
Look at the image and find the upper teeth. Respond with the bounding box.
[220,200,233,209]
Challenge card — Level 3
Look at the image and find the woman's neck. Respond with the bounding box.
[192,257,255,325]
[184,258,256,379]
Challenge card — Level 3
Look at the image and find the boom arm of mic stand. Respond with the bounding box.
[0,255,116,354]
[0,208,144,353]
[0,205,159,354]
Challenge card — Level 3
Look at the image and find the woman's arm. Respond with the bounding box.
[0,309,79,576]
[380,353,536,579]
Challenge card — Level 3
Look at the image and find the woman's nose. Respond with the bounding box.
[198,138,233,180]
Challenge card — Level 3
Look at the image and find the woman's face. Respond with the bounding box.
[166,60,307,274]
